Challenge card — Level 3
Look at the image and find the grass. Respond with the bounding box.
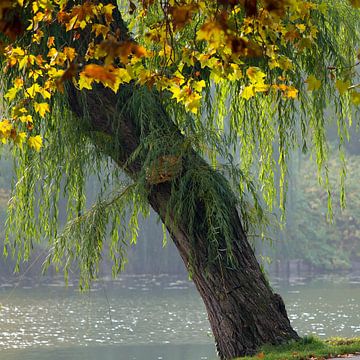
[237,336,360,360]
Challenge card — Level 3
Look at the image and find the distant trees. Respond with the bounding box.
[274,151,360,270]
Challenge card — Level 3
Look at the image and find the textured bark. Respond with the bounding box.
[66,83,299,359]
[148,181,299,359]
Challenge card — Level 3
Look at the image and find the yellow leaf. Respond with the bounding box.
[82,64,116,85]
[5,87,19,101]
[14,78,24,88]
[26,83,41,98]
[63,47,76,62]
[32,1,39,12]
[18,55,30,70]
[79,20,87,30]
[115,68,132,83]
[32,29,44,44]
[351,91,360,106]
[254,83,270,93]
[80,64,131,92]
[187,99,201,114]
[227,64,243,81]
[102,3,115,23]
[306,75,321,91]
[47,48,67,66]
[286,86,298,99]
[34,102,50,117]
[92,24,109,38]
[170,85,182,102]
[19,114,33,123]
[0,120,12,135]
[47,36,55,48]
[39,87,51,99]
[28,135,43,152]
[185,93,202,114]
[0,120,13,143]
[29,69,43,82]
[335,79,350,96]
[10,47,25,56]
[296,24,306,33]
[66,15,78,31]
[192,80,206,92]
[78,73,94,90]
[241,86,255,100]
[47,47,58,59]
[246,67,266,84]
[47,68,65,79]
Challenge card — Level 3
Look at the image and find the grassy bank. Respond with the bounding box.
[237,336,360,360]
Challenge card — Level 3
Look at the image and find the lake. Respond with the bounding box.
[1,272,359,360]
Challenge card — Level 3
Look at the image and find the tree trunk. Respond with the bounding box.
[148,176,299,359]
[62,2,299,357]
[66,82,299,359]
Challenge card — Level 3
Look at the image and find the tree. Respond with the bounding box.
[0,1,359,359]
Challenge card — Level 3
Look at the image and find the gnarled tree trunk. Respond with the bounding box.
[66,82,299,359]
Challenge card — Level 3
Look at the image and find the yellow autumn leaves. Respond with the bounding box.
[241,68,270,100]
[1,0,359,155]
[0,1,122,153]
[27,135,43,152]
[1,46,51,151]
[240,67,298,100]
[0,119,41,151]
[78,64,132,92]
[335,79,360,106]
[304,75,360,105]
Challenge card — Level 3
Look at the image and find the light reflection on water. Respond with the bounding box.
[0,276,212,351]
[0,273,359,359]
[274,274,360,338]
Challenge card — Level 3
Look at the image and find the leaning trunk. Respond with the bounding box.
[63,2,299,357]
[66,82,299,359]
[149,181,299,358]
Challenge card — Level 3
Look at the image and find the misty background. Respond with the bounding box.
[1,130,360,277]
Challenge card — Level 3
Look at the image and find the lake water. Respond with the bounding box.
[0,273,359,360]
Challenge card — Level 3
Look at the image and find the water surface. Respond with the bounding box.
[1,273,359,359]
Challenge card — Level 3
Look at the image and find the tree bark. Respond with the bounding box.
[66,82,299,359]
[150,186,299,359]
[62,1,299,357]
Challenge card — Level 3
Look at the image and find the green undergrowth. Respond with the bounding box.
[237,336,360,360]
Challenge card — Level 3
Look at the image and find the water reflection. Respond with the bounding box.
[0,273,359,359]
[0,275,212,351]
[273,273,360,337]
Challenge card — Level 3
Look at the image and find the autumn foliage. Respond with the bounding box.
[0,0,359,151]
